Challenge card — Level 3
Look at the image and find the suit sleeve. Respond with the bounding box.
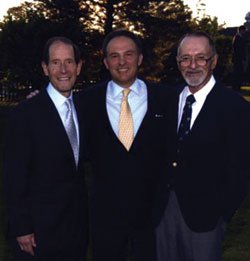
[3,104,34,237]
[223,96,250,220]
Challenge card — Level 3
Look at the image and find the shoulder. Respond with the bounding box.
[81,81,108,104]
[9,90,54,126]
[74,81,108,110]
[215,82,248,103]
[212,82,250,116]
[144,80,176,98]
[83,81,108,97]
[11,90,47,115]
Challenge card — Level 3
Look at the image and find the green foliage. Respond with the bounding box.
[214,35,233,84]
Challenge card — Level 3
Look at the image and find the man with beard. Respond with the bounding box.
[155,32,250,261]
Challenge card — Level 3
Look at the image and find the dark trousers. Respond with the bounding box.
[232,61,246,91]
[156,191,225,261]
[92,225,156,261]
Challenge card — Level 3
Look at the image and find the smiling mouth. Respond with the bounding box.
[117,68,129,72]
[58,77,70,81]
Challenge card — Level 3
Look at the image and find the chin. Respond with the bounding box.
[186,77,205,87]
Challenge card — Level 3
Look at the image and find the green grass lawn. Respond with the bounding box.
[223,192,250,261]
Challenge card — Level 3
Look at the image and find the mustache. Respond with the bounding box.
[185,69,203,74]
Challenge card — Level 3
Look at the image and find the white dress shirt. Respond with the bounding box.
[47,83,80,146]
[178,76,216,131]
[106,78,148,137]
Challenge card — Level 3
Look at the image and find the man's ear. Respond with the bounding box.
[41,62,49,76]
[103,58,109,70]
[211,53,218,70]
[77,60,83,76]
[138,54,143,66]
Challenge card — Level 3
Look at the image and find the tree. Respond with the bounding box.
[0,0,228,92]
[78,0,194,82]
[0,0,90,89]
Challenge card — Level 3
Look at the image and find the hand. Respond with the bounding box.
[16,233,36,256]
[26,90,40,99]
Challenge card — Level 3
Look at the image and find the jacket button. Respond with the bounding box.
[172,161,177,167]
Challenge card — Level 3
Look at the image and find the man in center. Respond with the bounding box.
[83,30,166,261]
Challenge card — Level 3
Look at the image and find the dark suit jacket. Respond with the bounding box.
[80,81,168,231]
[3,89,88,259]
[156,81,250,232]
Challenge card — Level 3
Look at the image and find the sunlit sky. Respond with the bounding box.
[0,0,249,27]
[184,0,249,27]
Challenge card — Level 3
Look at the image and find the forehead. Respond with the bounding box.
[106,36,137,53]
[178,36,211,56]
[49,41,74,58]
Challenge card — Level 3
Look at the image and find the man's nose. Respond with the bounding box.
[59,62,67,72]
[119,56,125,65]
[189,58,198,69]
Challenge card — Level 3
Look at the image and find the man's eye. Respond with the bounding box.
[196,57,206,60]
[181,57,190,62]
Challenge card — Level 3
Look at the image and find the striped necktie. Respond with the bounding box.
[178,94,196,141]
[64,98,79,165]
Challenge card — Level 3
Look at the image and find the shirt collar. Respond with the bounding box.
[108,78,143,99]
[47,82,73,109]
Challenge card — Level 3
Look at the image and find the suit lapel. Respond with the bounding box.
[187,83,218,136]
[131,83,165,149]
[100,84,118,138]
[134,83,154,138]
[170,85,183,138]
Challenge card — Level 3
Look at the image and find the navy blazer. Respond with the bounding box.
[3,89,88,258]
[155,81,250,232]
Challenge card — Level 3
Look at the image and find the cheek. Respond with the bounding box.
[127,59,138,68]
[179,67,186,75]
[48,68,58,75]
[177,64,183,72]
[108,60,118,69]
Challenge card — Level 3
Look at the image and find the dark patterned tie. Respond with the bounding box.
[178,94,196,141]
[64,98,79,165]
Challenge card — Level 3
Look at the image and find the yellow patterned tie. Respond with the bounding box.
[118,88,134,151]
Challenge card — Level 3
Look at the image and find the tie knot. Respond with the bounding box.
[186,94,195,106]
[122,88,131,99]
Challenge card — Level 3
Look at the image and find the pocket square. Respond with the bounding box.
[155,114,164,118]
